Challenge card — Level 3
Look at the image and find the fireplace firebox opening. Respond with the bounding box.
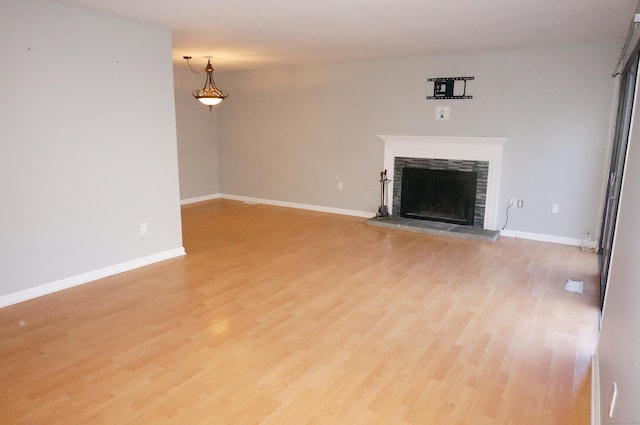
[400,167,478,226]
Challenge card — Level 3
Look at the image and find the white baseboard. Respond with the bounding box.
[0,247,186,308]
[186,195,584,245]
[500,229,582,246]
[592,350,600,425]
[180,193,222,205]
[220,194,374,218]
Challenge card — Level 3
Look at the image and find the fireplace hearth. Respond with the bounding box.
[368,156,499,241]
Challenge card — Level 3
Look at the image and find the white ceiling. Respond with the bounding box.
[57,0,638,71]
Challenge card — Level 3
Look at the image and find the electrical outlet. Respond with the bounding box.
[140,222,148,235]
[435,106,450,120]
[509,198,517,207]
[517,200,524,208]
[552,204,559,214]
[337,181,344,191]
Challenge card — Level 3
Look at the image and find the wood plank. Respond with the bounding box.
[0,199,599,424]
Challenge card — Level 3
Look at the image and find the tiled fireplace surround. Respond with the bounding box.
[378,135,507,231]
[392,157,488,228]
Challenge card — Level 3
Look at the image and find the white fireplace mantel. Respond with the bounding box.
[377,135,507,230]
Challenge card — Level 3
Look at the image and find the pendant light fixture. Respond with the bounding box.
[183,56,228,109]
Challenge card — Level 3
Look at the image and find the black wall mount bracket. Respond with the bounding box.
[427,76,474,100]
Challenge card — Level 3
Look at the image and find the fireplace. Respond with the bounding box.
[393,157,488,228]
[378,135,507,230]
[401,167,478,225]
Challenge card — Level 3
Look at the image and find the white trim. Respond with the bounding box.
[377,135,507,230]
[0,247,186,308]
[180,193,221,205]
[500,229,582,246]
[221,194,373,218]
[190,194,583,246]
[592,351,601,425]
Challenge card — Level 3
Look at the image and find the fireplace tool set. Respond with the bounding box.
[376,169,391,218]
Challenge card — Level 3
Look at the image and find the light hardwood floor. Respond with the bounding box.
[0,199,600,424]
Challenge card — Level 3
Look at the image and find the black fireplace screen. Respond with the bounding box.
[400,167,478,226]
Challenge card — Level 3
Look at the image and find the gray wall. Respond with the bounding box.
[0,0,183,297]
[197,42,617,240]
[598,74,640,424]
[174,65,221,199]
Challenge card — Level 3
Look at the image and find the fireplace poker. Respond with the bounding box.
[377,169,391,218]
